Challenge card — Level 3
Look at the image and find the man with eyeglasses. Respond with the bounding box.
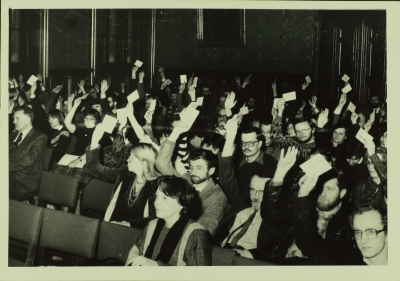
[293,173,388,265]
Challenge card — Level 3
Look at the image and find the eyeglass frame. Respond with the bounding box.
[353,228,386,240]
[295,127,311,135]
[215,124,226,130]
[249,188,264,196]
[240,140,260,148]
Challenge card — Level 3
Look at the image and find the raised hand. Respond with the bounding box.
[277,99,286,116]
[138,71,145,82]
[338,93,347,107]
[144,110,154,124]
[242,74,252,88]
[94,83,100,93]
[364,138,376,156]
[235,76,241,85]
[73,97,82,107]
[271,81,277,90]
[301,82,309,90]
[178,82,186,93]
[132,65,139,73]
[224,92,237,110]
[275,146,298,177]
[77,82,85,94]
[188,87,196,101]
[226,115,239,137]
[317,108,329,128]
[100,79,109,93]
[351,111,358,124]
[364,119,373,133]
[309,95,317,108]
[298,173,318,197]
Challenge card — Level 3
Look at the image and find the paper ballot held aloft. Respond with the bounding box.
[148,99,157,111]
[305,76,312,84]
[193,77,198,87]
[102,115,118,134]
[355,128,374,144]
[180,75,187,84]
[341,74,350,82]
[342,84,352,94]
[347,101,356,113]
[127,90,139,103]
[27,75,38,86]
[282,91,296,101]
[300,154,332,176]
[134,60,143,67]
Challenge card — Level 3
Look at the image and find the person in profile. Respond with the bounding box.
[9,106,47,201]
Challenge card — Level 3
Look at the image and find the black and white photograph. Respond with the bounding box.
[2,0,400,280]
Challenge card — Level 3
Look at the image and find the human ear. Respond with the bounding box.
[209,167,216,176]
[339,189,347,200]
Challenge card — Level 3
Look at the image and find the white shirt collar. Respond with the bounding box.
[53,124,64,131]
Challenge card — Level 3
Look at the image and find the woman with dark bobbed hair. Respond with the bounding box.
[47,109,71,165]
[125,176,212,266]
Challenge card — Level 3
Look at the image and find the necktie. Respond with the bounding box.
[13,132,23,146]
[229,210,257,248]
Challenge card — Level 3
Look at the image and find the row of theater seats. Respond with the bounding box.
[9,200,276,266]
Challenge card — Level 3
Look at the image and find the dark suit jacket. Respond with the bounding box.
[9,128,47,197]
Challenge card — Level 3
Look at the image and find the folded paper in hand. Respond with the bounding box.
[196,96,204,106]
[58,154,86,168]
[148,99,157,111]
[102,115,118,134]
[300,154,332,176]
[305,76,311,84]
[273,98,284,109]
[341,74,350,82]
[180,75,187,84]
[347,101,356,113]
[355,128,373,144]
[117,108,127,122]
[134,60,143,67]
[282,91,296,101]
[165,79,172,85]
[27,75,38,86]
[127,90,139,103]
[180,107,199,127]
[342,84,352,94]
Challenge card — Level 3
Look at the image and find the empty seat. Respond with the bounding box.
[96,222,142,263]
[9,200,44,266]
[211,246,236,266]
[80,178,114,218]
[38,171,80,213]
[37,208,100,266]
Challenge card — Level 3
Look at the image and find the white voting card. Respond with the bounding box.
[342,84,352,94]
[117,108,127,122]
[300,154,332,176]
[196,96,204,106]
[134,60,143,67]
[355,128,374,144]
[282,91,296,101]
[341,74,350,82]
[102,115,118,134]
[347,101,356,113]
[148,99,157,111]
[180,75,187,84]
[58,154,86,168]
[273,98,285,109]
[27,75,38,86]
[305,76,311,84]
[127,90,139,103]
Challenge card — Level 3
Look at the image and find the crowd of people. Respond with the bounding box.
[8,65,388,266]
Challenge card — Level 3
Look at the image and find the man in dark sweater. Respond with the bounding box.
[235,126,277,192]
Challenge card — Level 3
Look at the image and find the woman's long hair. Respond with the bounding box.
[131,143,161,181]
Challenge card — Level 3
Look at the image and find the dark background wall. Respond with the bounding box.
[155,9,315,74]
[48,9,92,69]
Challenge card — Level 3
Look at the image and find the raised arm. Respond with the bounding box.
[64,96,81,134]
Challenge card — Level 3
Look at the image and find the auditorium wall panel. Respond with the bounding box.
[154,9,315,74]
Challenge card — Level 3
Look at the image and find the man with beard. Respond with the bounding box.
[156,122,228,235]
[279,168,355,264]
[106,92,118,116]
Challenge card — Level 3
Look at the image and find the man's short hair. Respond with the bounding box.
[14,105,34,122]
[106,92,118,103]
[241,126,265,147]
[254,168,275,180]
[188,148,217,169]
[349,204,387,234]
[293,117,316,130]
